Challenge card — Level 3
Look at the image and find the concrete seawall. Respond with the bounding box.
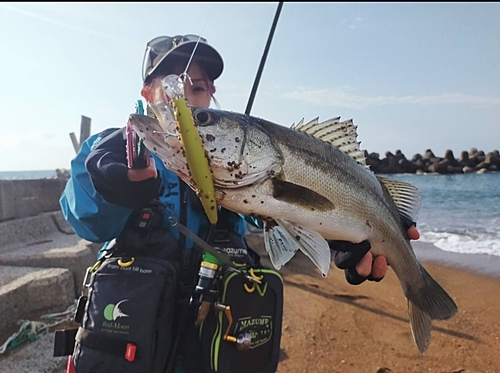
[0,178,103,372]
[0,179,67,222]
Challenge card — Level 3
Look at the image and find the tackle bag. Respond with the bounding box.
[54,207,184,373]
[71,254,178,373]
[192,266,284,373]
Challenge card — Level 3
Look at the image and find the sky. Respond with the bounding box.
[0,2,499,171]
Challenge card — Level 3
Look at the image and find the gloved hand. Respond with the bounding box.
[330,219,419,285]
[329,240,378,285]
[85,127,161,209]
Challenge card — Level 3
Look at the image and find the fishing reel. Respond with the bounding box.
[190,254,251,352]
[213,302,251,352]
[191,259,221,327]
[191,258,252,352]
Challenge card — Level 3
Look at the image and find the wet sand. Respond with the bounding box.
[413,241,500,280]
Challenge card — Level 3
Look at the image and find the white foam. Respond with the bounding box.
[420,231,500,257]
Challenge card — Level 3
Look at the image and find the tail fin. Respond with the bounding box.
[407,300,432,354]
[414,265,458,320]
[406,265,458,354]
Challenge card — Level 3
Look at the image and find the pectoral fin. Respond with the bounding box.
[264,221,299,271]
[264,219,331,277]
[272,178,335,212]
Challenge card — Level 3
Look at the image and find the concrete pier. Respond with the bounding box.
[0,177,103,372]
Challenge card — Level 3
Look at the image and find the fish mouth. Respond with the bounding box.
[129,110,205,192]
[147,102,177,133]
[129,112,177,144]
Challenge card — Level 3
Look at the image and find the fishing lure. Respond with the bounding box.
[126,100,150,169]
[163,74,218,224]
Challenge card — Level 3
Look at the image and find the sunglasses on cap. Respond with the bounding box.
[142,34,207,81]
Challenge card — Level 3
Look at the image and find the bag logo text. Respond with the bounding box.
[236,316,273,349]
[101,299,131,335]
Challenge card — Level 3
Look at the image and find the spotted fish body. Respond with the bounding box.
[130,107,458,354]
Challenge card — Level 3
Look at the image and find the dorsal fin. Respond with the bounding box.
[291,117,368,169]
[290,118,304,128]
[377,176,422,224]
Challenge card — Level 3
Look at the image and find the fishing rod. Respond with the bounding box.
[244,1,284,115]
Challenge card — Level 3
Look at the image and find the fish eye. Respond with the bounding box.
[195,110,211,125]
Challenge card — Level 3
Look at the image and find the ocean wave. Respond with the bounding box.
[420,231,500,257]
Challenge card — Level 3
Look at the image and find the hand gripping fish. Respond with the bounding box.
[129,107,458,354]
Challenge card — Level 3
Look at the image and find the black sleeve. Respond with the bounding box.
[85,127,161,209]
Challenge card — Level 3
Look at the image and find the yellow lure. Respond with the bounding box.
[172,97,218,224]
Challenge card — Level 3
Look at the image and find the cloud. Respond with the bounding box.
[350,16,364,29]
[0,3,137,46]
[340,16,365,30]
[282,88,500,109]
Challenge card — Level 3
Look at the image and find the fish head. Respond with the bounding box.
[190,107,282,189]
[131,106,282,191]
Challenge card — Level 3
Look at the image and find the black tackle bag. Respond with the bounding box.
[54,207,184,373]
[70,254,178,373]
[183,209,283,373]
[180,208,285,373]
[195,266,284,373]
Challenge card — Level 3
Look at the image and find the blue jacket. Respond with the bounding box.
[59,128,257,251]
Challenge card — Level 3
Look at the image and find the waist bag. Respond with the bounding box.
[185,266,283,373]
[71,254,178,373]
[177,208,284,373]
[54,207,183,373]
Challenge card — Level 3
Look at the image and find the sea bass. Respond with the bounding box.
[129,107,458,354]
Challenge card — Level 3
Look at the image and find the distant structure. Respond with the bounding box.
[64,115,498,176]
[69,115,91,154]
[366,148,500,175]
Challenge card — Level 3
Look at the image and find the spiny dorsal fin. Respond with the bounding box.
[377,176,422,224]
[290,118,304,128]
[291,117,368,169]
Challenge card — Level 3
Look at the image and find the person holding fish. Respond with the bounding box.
[60,34,426,372]
[66,34,421,282]
[129,34,420,282]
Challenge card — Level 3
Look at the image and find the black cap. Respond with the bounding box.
[142,35,224,82]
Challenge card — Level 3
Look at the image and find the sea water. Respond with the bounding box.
[2,170,499,259]
[385,172,500,258]
[0,170,56,180]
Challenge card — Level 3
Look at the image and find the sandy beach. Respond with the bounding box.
[246,235,500,373]
[2,236,498,373]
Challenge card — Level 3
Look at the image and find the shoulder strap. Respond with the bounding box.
[205,208,258,266]
[205,208,233,245]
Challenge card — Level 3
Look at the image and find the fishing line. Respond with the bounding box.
[151,2,214,138]
[180,3,216,84]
